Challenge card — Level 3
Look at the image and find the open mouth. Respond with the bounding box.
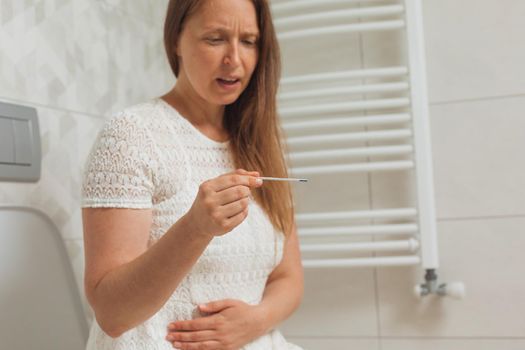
[217,78,240,85]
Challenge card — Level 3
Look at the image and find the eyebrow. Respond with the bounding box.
[203,26,260,38]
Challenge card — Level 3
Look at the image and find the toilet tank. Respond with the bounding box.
[0,206,88,349]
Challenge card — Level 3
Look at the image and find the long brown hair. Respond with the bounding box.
[164,0,295,238]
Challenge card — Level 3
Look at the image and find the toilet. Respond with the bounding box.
[0,206,88,349]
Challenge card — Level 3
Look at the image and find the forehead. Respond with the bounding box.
[190,0,259,33]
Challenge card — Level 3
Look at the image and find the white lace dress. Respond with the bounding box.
[81,98,303,350]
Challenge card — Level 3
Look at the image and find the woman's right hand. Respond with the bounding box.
[184,169,263,239]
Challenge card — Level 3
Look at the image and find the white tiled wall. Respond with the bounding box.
[1,0,524,349]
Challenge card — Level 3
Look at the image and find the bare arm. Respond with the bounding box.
[257,222,304,332]
[83,170,262,338]
[83,208,212,338]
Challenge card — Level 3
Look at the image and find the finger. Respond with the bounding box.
[222,205,249,228]
[216,185,252,206]
[171,340,222,350]
[168,317,218,332]
[219,197,250,219]
[166,330,216,343]
[213,173,262,192]
[199,299,237,313]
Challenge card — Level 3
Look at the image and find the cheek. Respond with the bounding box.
[185,48,217,82]
[194,47,218,66]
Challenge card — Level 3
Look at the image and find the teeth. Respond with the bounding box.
[221,78,237,82]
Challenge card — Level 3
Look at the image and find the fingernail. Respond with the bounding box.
[255,178,262,185]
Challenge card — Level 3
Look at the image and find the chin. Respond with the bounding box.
[218,95,241,106]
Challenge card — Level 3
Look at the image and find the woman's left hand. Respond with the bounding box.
[165,299,268,350]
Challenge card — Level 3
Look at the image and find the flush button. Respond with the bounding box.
[13,119,33,165]
[0,101,41,182]
[0,118,15,164]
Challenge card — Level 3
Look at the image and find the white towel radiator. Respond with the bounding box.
[273,0,465,298]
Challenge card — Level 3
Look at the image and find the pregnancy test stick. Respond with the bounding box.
[258,177,308,182]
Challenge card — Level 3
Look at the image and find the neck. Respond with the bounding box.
[168,74,225,130]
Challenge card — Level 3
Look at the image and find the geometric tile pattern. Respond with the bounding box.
[0,0,173,116]
[0,1,108,115]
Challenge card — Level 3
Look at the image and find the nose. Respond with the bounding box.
[223,41,241,67]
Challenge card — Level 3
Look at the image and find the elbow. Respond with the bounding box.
[106,328,125,339]
[85,281,128,338]
[86,293,128,338]
[94,311,128,338]
[101,324,123,339]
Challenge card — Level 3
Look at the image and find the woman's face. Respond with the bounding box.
[176,0,260,106]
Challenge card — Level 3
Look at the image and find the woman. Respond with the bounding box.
[81,0,304,349]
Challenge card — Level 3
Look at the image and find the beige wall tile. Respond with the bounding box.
[422,0,525,102]
[430,96,525,218]
[378,217,525,337]
[280,268,379,337]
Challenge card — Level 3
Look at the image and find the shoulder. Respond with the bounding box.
[99,99,172,139]
[106,100,158,127]
[89,101,166,159]
[118,99,159,119]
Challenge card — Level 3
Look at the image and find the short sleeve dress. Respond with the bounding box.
[81,98,303,350]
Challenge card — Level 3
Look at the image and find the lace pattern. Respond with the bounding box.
[81,111,157,208]
[81,99,300,350]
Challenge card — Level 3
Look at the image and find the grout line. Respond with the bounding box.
[356,5,383,348]
[429,93,525,106]
[437,213,525,222]
[286,335,525,340]
[381,336,525,340]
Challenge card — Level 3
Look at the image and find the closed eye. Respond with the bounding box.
[207,38,223,43]
[206,38,256,45]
